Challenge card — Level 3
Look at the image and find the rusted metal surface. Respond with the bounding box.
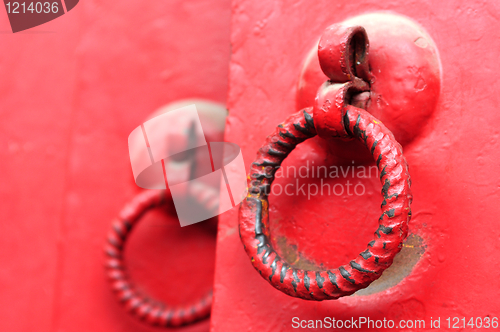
[355,234,425,296]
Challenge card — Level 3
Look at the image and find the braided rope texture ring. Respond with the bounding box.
[105,189,212,326]
[239,106,412,300]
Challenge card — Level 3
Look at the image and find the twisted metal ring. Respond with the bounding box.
[105,189,212,326]
[239,106,412,300]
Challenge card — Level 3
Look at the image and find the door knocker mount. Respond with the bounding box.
[298,13,441,162]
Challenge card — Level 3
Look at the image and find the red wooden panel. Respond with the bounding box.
[211,0,500,331]
[0,0,230,331]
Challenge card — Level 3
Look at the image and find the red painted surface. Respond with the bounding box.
[211,1,500,331]
[0,0,230,331]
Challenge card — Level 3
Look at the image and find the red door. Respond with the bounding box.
[211,1,500,331]
[0,0,230,331]
[2,1,500,331]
